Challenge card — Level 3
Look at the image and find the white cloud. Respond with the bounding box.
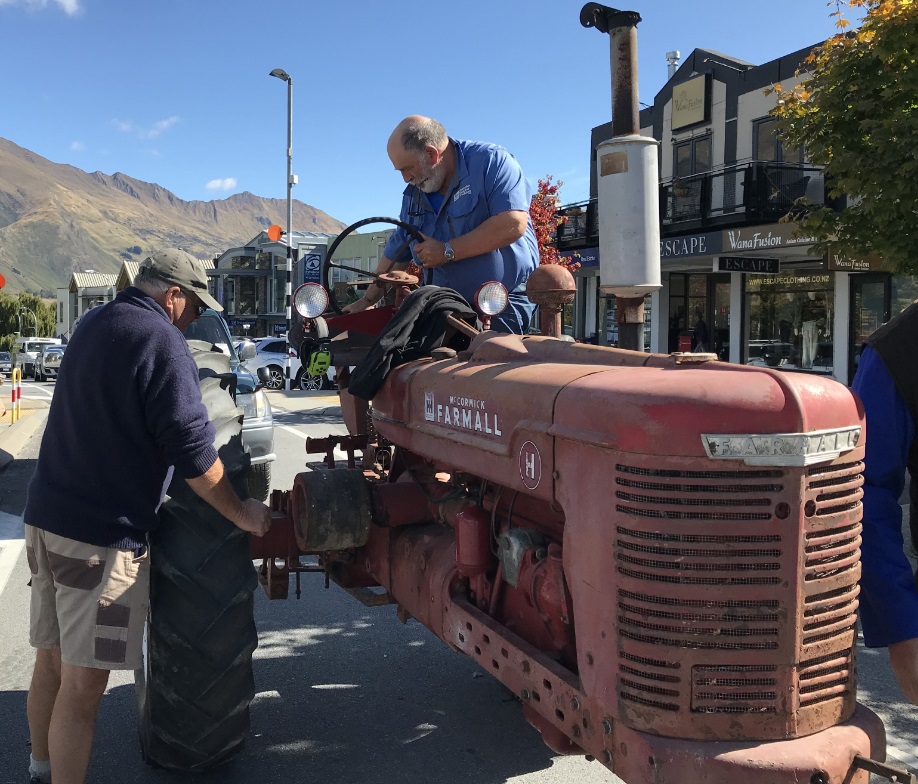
[205,178,237,192]
[0,0,81,14]
[69,140,84,151]
[139,116,179,140]
[112,116,179,140]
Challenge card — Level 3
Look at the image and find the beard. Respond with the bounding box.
[412,154,448,194]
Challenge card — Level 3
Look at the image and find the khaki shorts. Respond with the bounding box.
[25,524,150,670]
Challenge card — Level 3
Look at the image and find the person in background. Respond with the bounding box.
[692,308,709,353]
[344,115,540,334]
[852,302,918,704]
[22,249,272,784]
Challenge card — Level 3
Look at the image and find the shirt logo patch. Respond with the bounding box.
[453,184,471,202]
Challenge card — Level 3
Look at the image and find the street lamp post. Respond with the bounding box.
[270,67,295,391]
[21,308,37,336]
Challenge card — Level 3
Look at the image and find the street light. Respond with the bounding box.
[21,308,37,336]
[270,67,295,391]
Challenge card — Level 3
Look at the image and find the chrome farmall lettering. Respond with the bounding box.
[425,393,502,437]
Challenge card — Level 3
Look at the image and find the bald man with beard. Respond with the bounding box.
[345,115,540,334]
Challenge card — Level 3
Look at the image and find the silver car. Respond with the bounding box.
[35,345,66,381]
[183,312,276,501]
[0,351,11,376]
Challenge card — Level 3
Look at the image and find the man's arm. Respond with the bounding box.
[342,254,408,314]
[412,211,529,269]
[852,345,918,702]
[186,457,272,537]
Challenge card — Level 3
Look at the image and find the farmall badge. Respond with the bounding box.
[519,441,542,490]
[424,392,502,437]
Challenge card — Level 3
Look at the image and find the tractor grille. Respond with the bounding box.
[797,460,862,710]
[613,454,863,739]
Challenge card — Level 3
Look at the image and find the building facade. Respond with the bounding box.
[55,272,118,339]
[558,44,913,386]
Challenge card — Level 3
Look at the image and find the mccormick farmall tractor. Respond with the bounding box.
[135,5,902,782]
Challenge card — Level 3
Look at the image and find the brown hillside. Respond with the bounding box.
[0,138,346,295]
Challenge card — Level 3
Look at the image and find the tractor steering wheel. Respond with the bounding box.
[322,217,425,315]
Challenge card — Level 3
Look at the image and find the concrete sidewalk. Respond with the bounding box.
[0,396,50,471]
[264,388,342,418]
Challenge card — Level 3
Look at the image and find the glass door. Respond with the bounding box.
[849,274,890,381]
[712,276,731,360]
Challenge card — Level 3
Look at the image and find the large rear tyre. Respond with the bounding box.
[136,344,258,772]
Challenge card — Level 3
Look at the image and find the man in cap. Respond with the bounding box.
[22,249,272,784]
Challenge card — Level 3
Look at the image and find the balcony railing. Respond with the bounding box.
[554,162,838,250]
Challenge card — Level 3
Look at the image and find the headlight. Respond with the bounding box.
[475,281,508,316]
[293,283,329,319]
[253,388,268,419]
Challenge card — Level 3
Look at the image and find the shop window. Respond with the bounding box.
[273,263,286,314]
[236,277,257,315]
[753,118,802,163]
[230,255,255,270]
[255,252,272,270]
[225,278,236,315]
[744,271,834,374]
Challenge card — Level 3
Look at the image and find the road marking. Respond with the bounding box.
[0,510,25,598]
[886,737,918,773]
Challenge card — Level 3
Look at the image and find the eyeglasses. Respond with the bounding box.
[179,288,207,318]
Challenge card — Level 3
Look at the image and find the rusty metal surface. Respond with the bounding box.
[273,323,882,777]
[290,469,373,551]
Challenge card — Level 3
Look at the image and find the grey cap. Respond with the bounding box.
[138,248,223,312]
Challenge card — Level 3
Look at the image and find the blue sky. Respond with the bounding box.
[0,0,845,227]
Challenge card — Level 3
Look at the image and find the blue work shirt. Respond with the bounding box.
[851,345,918,647]
[384,138,539,334]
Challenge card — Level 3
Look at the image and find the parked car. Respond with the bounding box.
[242,336,334,392]
[183,313,276,501]
[14,337,62,379]
[0,351,11,376]
[35,345,66,381]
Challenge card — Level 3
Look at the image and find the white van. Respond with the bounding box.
[15,337,62,379]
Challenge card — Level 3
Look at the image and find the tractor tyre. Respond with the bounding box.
[136,345,258,772]
[246,461,271,502]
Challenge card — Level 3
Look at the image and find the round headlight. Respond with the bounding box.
[293,283,329,319]
[475,281,509,316]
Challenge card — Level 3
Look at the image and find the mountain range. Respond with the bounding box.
[0,138,347,296]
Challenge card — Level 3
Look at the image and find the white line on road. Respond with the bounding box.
[0,510,25,598]
[886,738,918,773]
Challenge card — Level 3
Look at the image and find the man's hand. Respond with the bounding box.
[342,297,372,315]
[889,637,918,704]
[233,498,272,537]
[413,235,449,269]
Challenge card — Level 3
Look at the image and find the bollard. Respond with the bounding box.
[11,367,21,423]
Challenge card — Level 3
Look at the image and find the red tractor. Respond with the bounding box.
[135,213,896,782]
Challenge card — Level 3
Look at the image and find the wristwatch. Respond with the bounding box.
[443,242,455,262]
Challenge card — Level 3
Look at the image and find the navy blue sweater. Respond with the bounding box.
[24,288,219,549]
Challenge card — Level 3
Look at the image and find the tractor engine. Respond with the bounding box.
[259,329,885,784]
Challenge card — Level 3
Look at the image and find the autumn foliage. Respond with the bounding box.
[771,0,918,272]
[529,176,580,272]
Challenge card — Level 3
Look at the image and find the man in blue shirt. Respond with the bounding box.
[345,115,540,333]
[852,308,918,705]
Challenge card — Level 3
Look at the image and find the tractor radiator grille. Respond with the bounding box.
[615,464,782,522]
[612,452,863,740]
